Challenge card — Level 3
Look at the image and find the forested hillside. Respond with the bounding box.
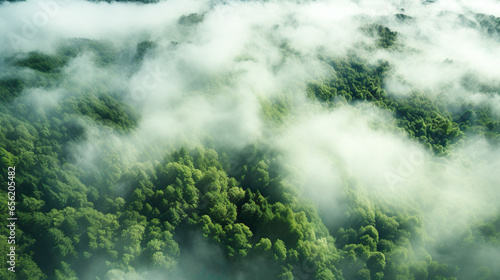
[1,0,499,279]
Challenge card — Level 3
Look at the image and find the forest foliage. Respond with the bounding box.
[0,9,499,280]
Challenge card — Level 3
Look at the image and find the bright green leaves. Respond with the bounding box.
[14,52,69,73]
[71,94,139,132]
[273,239,287,261]
[255,237,272,254]
[308,56,466,155]
[366,252,386,272]
[224,223,253,258]
[361,24,398,49]
[0,147,18,168]
[57,38,117,67]
[120,224,145,264]
[0,78,24,103]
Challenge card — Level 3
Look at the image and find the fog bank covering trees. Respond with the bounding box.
[0,0,500,279]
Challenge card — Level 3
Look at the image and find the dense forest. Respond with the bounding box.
[1,0,500,279]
